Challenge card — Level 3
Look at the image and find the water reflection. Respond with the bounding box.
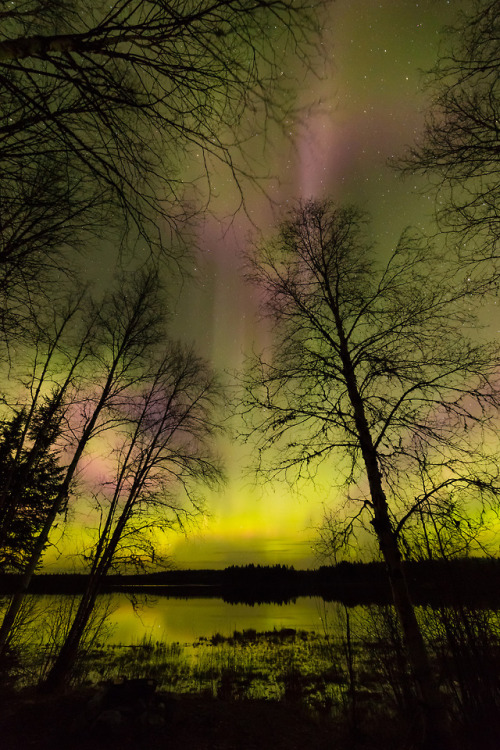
[110,594,328,644]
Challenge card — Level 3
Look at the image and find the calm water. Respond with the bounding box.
[109,594,330,644]
[17,594,334,645]
[12,594,499,649]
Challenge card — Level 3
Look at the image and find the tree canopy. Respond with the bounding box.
[0,0,319,237]
[398,0,499,262]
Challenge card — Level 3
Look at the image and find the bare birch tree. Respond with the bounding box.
[0,266,168,652]
[0,154,108,345]
[44,342,223,690]
[0,0,322,347]
[0,290,95,570]
[239,200,500,748]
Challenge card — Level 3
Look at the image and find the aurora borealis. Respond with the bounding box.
[43,0,496,572]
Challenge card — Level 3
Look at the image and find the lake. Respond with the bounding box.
[8,592,500,651]
[108,594,331,644]
[10,593,347,646]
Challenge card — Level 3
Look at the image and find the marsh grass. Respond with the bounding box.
[2,601,500,748]
[50,626,383,717]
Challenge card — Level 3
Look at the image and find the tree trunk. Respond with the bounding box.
[43,577,101,692]
[44,502,130,691]
[0,375,114,653]
[369,491,449,748]
[336,329,450,748]
[0,495,61,651]
[0,32,90,61]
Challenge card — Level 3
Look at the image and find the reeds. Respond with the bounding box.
[2,604,499,748]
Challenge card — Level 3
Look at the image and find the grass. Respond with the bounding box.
[69,628,351,709]
[2,625,380,711]
[2,604,500,749]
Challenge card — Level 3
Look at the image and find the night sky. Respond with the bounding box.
[46,0,491,572]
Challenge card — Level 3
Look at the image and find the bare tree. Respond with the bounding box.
[0,289,95,566]
[44,342,223,690]
[395,445,500,562]
[0,266,168,652]
[0,0,321,241]
[397,0,499,263]
[239,200,500,748]
[0,154,108,345]
[318,436,500,565]
[0,0,323,357]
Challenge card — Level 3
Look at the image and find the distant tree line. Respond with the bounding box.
[2,558,499,606]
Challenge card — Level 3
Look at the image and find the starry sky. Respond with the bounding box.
[156,0,482,571]
[46,0,484,572]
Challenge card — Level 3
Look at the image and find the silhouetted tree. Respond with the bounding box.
[398,0,499,261]
[0,0,320,241]
[0,0,322,349]
[0,266,168,652]
[44,343,223,690]
[0,406,64,572]
[0,154,107,345]
[240,200,500,748]
[0,289,96,572]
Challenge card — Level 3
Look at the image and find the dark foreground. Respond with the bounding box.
[0,688,350,750]
[2,685,500,750]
